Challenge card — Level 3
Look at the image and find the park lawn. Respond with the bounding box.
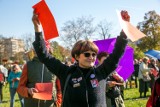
[0,85,21,107]
[124,88,151,107]
[0,85,150,107]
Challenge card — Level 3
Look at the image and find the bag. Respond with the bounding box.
[142,74,151,82]
[106,86,121,98]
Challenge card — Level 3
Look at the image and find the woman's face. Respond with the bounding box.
[13,65,19,72]
[151,60,156,65]
[76,51,97,68]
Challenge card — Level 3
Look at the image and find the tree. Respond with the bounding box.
[60,16,96,49]
[96,19,112,40]
[0,35,5,64]
[51,41,71,62]
[137,10,160,52]
[14,52,25,64]
[0,36,10,63]
[128,42,144,60]
[21,33,34,51]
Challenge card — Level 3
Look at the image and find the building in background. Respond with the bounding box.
[0,37,25,64]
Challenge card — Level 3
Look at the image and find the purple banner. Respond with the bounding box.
[94,38,134,81]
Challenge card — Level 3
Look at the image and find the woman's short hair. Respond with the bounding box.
[71,40,99,59]
[143,57,149,62]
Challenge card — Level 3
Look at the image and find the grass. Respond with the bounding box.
[0,84,21,107]
[124,88,150,107]
[0,84,150,107]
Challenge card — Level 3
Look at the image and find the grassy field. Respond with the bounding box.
[0,85,150,107]
[0,85,21,107]
[124,88,150,107]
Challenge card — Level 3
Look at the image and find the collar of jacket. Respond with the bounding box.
[32,57,40,62]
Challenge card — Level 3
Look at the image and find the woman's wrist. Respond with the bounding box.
[34,26,41,32]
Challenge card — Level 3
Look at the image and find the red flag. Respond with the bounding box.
[32,0,59,40]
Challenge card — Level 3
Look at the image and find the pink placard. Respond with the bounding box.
[116,10,146,42]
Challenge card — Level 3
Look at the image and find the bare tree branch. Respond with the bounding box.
[97,19,112,40]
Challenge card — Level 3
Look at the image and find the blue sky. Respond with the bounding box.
[0,0,160,42]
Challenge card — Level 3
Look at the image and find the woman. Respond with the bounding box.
[138,57,152,98]
[97,51,125,107]
[32,10,129,107]
[8,64,24,107]
[146,72,160,107]
[0,65,5,103]
[148,58,159,91]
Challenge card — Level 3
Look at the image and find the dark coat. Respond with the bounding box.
[134,64,139,77]
[33,32,127,107]
[24,57,57,107]
[146,78,160,107]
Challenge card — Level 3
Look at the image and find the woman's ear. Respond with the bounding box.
[75,55,79,61]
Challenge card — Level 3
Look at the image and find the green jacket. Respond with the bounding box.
[24,57,57,107]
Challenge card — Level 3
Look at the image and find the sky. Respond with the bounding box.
[0,0,160,43]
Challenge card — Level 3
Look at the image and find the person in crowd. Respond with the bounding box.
[148,58,159,92]
[127,59,140,89]
[0,68,4,103]
[139,58,143,64]
[138,57,153,98]
[97,51,125,107]
[133,59,139,88]
[146,71,160,107]
[0,65,8,103]
[17,48,62,107]
[126,75,134,88]
[7,64,24,107]
[32,10,129,107]
[65,60,73,66]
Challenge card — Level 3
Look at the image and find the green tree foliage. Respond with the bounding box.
[128,42,144,60]
[137,10,160,52]
[51,41,63,61]
[51,41,71,62]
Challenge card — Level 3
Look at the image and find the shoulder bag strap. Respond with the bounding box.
[62,73,71,107]
[62,65,77,107]
[41,64,44,83]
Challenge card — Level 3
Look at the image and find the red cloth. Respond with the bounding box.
[32,0,59,40]
[0,73,4,81]
[55,78,62,107]
[146,80,160,107]
[146,96,153,107]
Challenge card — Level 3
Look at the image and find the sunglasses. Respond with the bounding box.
[83,52,97,57]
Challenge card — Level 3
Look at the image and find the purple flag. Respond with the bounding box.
[94,38,134,81]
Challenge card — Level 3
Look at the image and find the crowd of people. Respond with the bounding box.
[127,57,160,99]
[0,9,159,107]
[1,56,160,107]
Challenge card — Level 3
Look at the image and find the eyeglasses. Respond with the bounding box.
[83,52,97,57]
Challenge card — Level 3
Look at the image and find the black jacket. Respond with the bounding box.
[33,32,127,107]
